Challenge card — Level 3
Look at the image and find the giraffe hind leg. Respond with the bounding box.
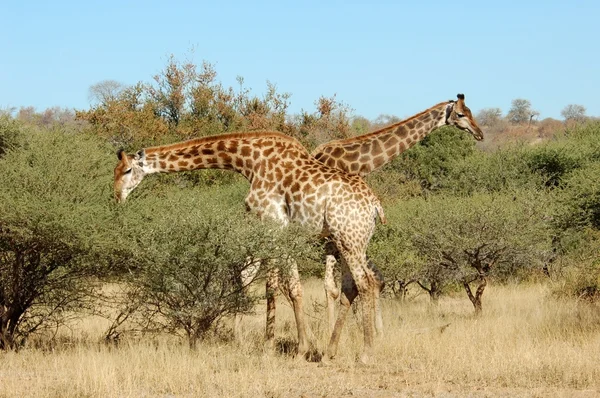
[325,265,359,361]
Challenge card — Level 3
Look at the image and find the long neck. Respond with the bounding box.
[312,101,450,176]
[141,133,294,181]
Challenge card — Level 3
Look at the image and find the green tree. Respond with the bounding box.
[103,185,320,347]
[0,116,21,157]
[376,192,552,313]
[388,126,477,192]
[0,124,114,349]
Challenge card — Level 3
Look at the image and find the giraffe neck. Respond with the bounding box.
[312,101,451,175]
[140,132,301,181]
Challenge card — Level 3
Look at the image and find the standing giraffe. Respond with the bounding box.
[312,94,484,334]
[113,131,385,363]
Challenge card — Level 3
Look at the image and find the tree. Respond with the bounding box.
[88,80,125,106]
[0,124,114,349]
[561,104,587,122]
[0,116,21,157]
[350,116,371,136]
[295,95,354,150]
[476,108,503,127]
[377,192,552,314]
[103,186,319,347]
[389,126,477,192]
[372,114,401,130]
[507,98,538,124]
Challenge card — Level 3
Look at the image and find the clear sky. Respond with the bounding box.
[1,0,598,121]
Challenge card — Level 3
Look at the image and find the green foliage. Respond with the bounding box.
[105,184,321,345]
[556,162,600,230]
[370,191,553,305]
[553,229,600,302]
[0,124,115,348]
[445,145,543,194]
[0,120,322,348]
[0,116,22,157]
[385,126,477,192]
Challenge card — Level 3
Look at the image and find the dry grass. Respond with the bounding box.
[1,281,599,397]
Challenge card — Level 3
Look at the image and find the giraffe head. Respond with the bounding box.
[114,149,147,202]
[444,94,484,141]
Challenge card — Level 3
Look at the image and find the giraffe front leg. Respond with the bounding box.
[235,257,261,344]
[265,267,279,351]
[282,258,309,360]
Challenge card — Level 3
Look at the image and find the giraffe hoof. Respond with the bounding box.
[318,353,334,367]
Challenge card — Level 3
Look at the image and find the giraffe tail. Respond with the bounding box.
[375,202,387,225]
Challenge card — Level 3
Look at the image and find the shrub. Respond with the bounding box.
[0,124,114,349]
[0,116,22,157]
[386,126,477,192]
[371,191,553,312]
[104,185,321,346]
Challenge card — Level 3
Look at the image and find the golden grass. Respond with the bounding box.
[1,281,599,397]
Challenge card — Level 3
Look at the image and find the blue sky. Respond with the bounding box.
[1,0,598,120]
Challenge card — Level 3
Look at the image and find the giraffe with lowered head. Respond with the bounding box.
[113,131,386,364]
[312,94,484,334]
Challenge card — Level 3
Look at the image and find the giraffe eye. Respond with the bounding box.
[124,168,132,174]
[457,113,465,118]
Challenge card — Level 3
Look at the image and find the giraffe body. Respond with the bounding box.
[114,131,384,362]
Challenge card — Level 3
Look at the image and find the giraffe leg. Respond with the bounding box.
[325,253,375,365]
[324,262,358,361]
[367,258,385,337]
[282,258,309,359]
[374,282,383,337]
[265,267,279,350]
[324,253,340,336]
[235,257,261,343]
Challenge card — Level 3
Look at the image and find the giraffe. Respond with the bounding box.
[311,94,484,334]
[113,131,386,364]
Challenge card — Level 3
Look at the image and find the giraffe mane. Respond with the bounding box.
[144,131,304,154]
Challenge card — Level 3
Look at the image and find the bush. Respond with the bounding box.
[385,126,477,192]
[556,162,600,230]
[371,191,553,311]
[445,144,543,194]
[104,184,321,346]
[0,124,115,349]
[0,116,22,157]
[552,229,600,302]
[526,146,581,187]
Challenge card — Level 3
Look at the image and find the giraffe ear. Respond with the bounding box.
[117,149,132,168]
[134,150,146,167]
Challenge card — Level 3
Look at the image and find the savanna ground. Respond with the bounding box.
[1,280,599,398]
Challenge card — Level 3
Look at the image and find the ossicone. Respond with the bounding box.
[117,149,125,160]
[457,93,465,100]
